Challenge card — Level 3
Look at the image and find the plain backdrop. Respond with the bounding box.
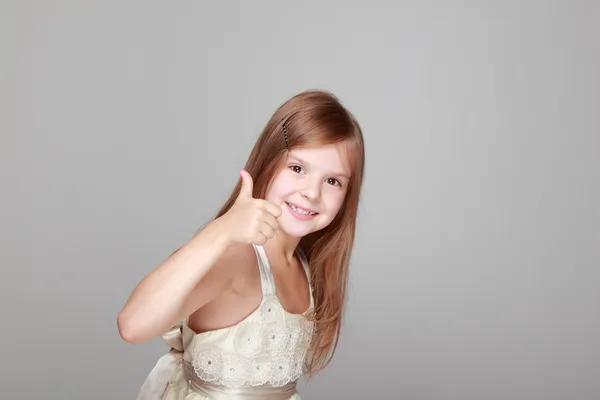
[2,1,599,399]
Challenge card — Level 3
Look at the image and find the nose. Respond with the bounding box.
[300,178,321,201]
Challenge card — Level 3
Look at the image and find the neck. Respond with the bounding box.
[262,230,301,265]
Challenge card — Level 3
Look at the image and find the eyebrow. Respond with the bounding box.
[289,156,350,179]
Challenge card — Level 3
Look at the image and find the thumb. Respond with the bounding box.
[238,169,254,199]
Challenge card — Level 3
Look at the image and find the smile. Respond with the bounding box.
[286,202,318,217]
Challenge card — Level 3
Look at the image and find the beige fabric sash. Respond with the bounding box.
[182,360,297,399]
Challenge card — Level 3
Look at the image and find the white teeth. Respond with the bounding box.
[288,203,316,215]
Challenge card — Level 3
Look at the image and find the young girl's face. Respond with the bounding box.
[265,142,352,239]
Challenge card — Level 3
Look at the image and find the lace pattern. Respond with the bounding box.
[191,294,314,388]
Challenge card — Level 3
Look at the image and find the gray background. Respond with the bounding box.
[2,1,599,399]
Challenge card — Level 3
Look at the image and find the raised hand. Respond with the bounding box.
[220,170,283,246]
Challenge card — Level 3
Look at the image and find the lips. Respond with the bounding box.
[285,202,318,216]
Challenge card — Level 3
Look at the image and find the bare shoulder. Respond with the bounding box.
[212,243,256,276]
[183,244,257,313]
[186,244,260,332]
[204,243,259,293]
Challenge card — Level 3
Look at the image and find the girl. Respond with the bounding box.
[118,89,366,399]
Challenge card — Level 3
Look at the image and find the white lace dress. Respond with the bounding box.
[136,245,315,400]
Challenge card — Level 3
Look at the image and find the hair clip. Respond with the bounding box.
[283,122,289,149]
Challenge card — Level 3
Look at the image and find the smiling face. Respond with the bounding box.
[265,142,352,238]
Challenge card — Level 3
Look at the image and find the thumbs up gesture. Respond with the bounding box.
[221,170,283,246]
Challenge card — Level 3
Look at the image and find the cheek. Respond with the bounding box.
[265,176,293,201]
[323,192,346,216]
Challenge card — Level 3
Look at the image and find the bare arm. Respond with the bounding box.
[117,169,282,344]
[117,217,233,344]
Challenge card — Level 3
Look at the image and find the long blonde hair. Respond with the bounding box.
[214,89,365,375]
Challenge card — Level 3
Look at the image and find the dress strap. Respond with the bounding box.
[295,246,312,284]
[253,244,314,308]
[295,246,315,309]
[252,244,276,296]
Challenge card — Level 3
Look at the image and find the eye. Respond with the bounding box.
[289,165,304,174]
[326,178,342,187]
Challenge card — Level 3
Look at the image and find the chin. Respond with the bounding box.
[279,221,316,238]
[279,214,329,239]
